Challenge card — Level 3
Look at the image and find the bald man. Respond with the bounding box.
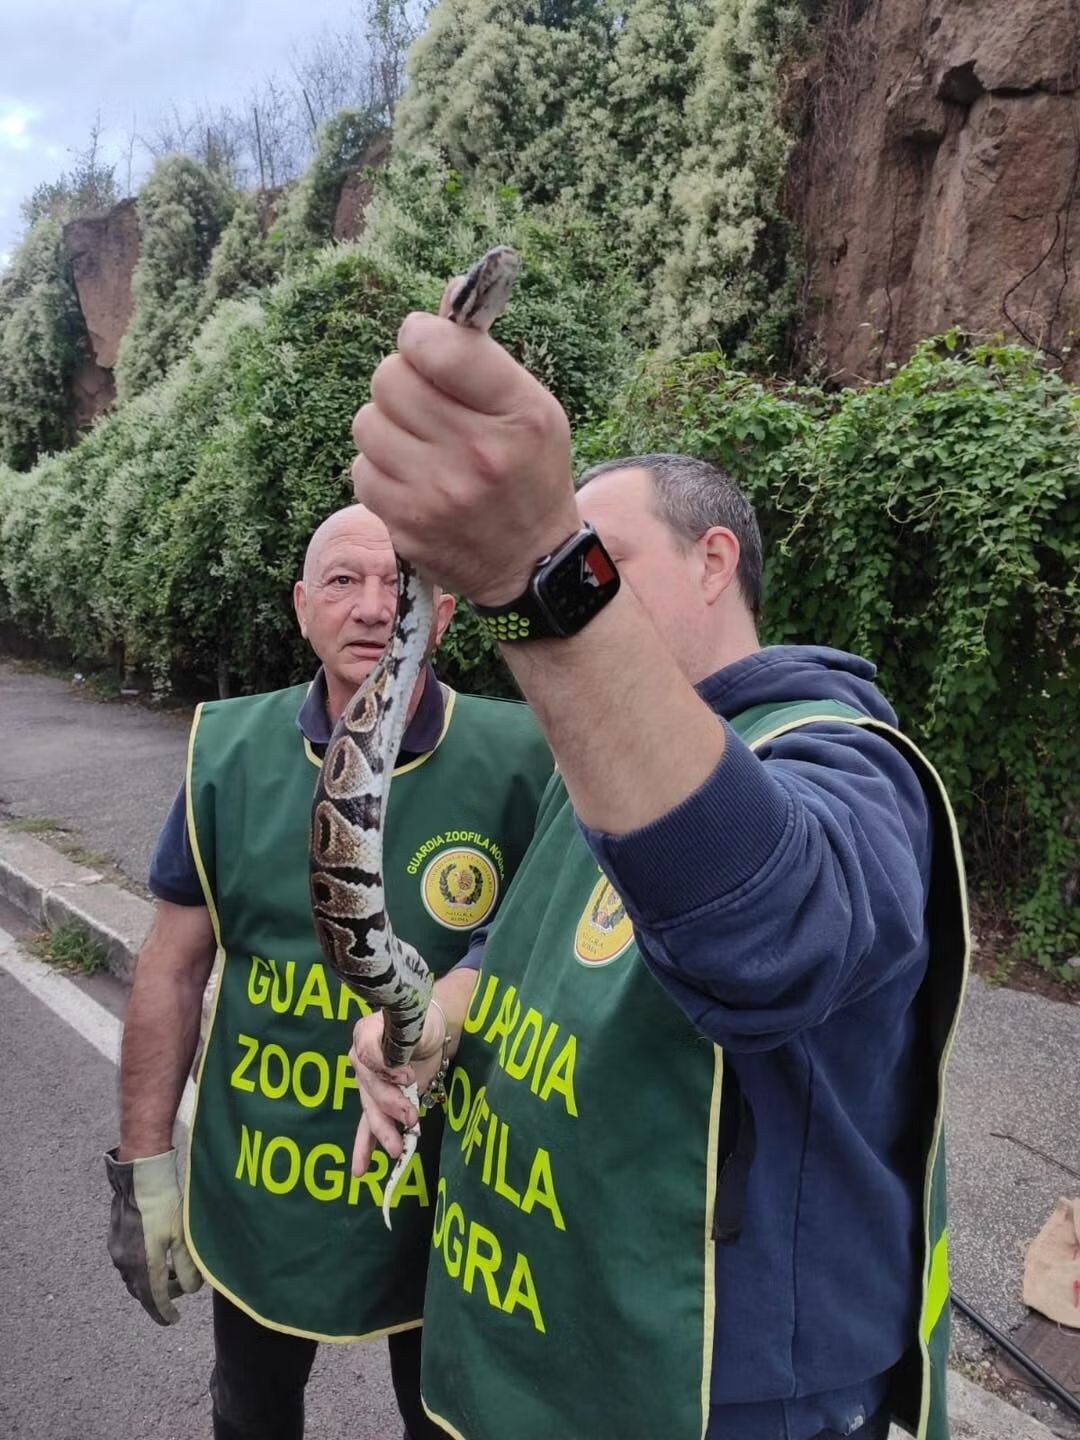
[105,505,552,1440]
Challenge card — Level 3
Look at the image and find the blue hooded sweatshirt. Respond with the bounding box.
[582,645,934,1440]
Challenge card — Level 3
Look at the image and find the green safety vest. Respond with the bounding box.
[182,681,552,1341]
[421,701,968,1440]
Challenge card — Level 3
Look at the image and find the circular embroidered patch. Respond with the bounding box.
[574,874,635,966]
[421,847,499,930]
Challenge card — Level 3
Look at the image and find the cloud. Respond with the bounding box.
[0,102,38,152]
[0,0,356,253]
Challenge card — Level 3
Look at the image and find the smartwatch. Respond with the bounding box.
[470,525,620,642]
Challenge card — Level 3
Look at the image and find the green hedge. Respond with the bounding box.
[0,195,629,699]
[577,336,1080,973]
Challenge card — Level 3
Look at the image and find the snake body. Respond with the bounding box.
[310,246,520,1228]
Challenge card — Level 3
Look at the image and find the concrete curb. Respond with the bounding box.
[0,830,152,981]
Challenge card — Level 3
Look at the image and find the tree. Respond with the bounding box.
[21,116,118,227]
[652,0,807,355]
[0,221,85,470]
[115,156,236,399]
[572,0,709,301]
[394,0,622,203]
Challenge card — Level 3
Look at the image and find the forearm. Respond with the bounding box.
[500,585,726,834]
[118,912,214,1158]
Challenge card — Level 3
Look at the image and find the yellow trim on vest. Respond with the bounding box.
[422,1396,467,1439]
[700,1049,724,1438]
[748,713,971,1440]
[180,943,427,1343]
[920,1232,950,1344]
[185,702,223,950]
[302,684,458,775]
[180,700,431,1344]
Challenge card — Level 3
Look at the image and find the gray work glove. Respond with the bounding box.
[105,1147,203,1325]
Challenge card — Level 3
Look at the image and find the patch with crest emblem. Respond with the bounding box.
[574,873,635,966]
[421,847,499,930]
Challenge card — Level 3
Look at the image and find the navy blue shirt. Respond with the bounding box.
[149,666,445,906]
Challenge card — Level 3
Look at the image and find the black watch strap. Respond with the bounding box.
[470,525,620,642]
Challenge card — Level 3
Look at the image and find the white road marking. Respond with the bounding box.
[0,926,195,1129]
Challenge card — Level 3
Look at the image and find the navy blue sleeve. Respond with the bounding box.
[148,784,206,907]
[581,722,931,1052]
[453,927,487,971]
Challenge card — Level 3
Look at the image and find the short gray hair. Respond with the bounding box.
[578,453,763,618]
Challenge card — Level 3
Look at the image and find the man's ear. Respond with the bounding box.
[293,580,308,639]
[433,590,457,648]
[700,527,741,605]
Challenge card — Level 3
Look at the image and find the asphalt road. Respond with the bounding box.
[0,661,193,888]
[0,915,402,1440]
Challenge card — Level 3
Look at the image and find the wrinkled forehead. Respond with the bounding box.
[310,531,398,579]
[304,509,397,580]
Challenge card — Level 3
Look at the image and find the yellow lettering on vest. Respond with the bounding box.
[498,998,523,1069]
[432,1175,447,1242]
[463,1222,503,1309]
[261,1135,301,1194]
[389,1152,430,1209]
[464,974,499,1034]
[442,1203,465,1277]
[332,1052,357,1111]
[292,1051,331,1109]
[259,1043,290,1100]
[269,960,296,1014]
[304,1143,346,1201]
[336,983,370,1022]
[461,1089,490,1166]
[295,964,334,1020]
[494,1118,521,1206]
[235,1124,262,1184]
[482,1100,498,1186]
[538,1035,579,1116]
[348,1148,388,1206]
[528,1022,561,1097]
[504,1008,544,1080]
[247,956,272,1006]
[446,1065,472,1132]
[521,1148,566,1231]
[483,985,519,1058]
[502,1251,546,1333]
[230,1033,259,1092]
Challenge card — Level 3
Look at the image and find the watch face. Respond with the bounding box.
[538,530,620,635]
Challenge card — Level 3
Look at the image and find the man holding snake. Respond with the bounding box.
[348,271,968,1440]
[104,502,552,1440]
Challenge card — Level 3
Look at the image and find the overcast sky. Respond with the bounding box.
[0,0,358,263]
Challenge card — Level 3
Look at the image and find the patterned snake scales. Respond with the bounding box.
[309,247,521,1228]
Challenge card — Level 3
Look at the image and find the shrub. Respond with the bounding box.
[0,220,87,469]
[115,156,236,399]
[202,195,280,312]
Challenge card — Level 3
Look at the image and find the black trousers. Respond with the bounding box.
[811,1407,891,1440]
[209,1289,445,1440]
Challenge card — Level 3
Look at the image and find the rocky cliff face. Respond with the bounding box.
[795,0,1080,382]
[63,199,140,426]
